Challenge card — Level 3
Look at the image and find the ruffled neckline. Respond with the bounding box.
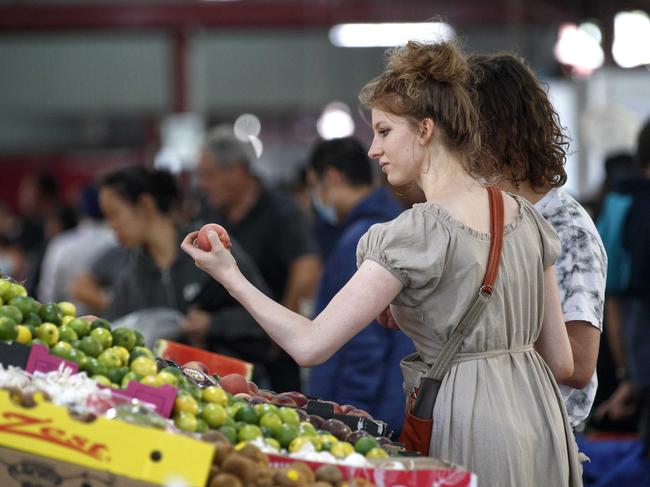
[412,193,525,241]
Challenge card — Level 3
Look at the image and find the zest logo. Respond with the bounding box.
[0,412,110,462]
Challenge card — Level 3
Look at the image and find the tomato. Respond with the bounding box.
[194,224,232,251]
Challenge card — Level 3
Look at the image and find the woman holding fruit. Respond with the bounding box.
[182,41,581,486]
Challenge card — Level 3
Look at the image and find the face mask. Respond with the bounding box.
[310,191,338,225]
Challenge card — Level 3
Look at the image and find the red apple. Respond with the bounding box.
[347,408,372,418]
[249,395,270,404]
[219,373,250,395]
[194,223,232,251]
[247,381,259,395]
[270,393,297,407]
[284,391,308,408]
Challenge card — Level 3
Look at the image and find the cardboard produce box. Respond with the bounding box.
[0,390,214,486]
[0,445,155,487]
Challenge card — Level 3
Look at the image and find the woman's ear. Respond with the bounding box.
[138,193,158,214]
[418,118,436,145]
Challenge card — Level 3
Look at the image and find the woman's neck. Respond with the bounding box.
[419,151,482,203]
[144,217,177,270]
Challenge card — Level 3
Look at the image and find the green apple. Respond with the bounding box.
[0,316,18,341]
[0,305,23,324]
[97,348,122,370]
[58,325,78,343]
[111,328,136,352]
[78,336,103,358]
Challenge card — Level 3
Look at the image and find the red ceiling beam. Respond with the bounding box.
[0,1,574,32]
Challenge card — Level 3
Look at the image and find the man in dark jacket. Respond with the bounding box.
[306,137,414,436]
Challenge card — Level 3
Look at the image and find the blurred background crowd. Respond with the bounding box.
[1,1,650,483]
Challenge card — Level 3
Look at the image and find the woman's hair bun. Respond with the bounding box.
[387,41,469,85]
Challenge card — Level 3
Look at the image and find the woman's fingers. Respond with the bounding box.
[206,230,225,250]
[181,231,202,257]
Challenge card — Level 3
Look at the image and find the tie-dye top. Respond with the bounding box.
[535,188,607,427]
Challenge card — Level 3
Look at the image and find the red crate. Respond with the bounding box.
[153,339,253,380]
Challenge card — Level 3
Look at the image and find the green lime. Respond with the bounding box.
[106,366,129,385]
[92,375,112,387]
[8,283,27,299]
[365,447,389,459]
[90,318,112,331]
[8,296,32,317]
[259,412,282,431]
[354,436,380,455]
[218,425,238,444]
[254,403,279,416]
[195,418,209,433]
[90,327,112,350]
[97,348,122,370]
[128,346,154,365]
[278,407,300,426]
[67,348,86,365]
[0,316,18,341]
[264,437,281,450]
[235,406,259,425]
[202,403,228,428]
[111,328,136,351]
[58,325,78,343]
[0,279,11,300]
[67,318,90,338]
[260,426,275,438]
[23,312,42,328]
[51,341,74,360]
[174,411,197,432]
[38,303,62,326]
[130,356,157,377]
[0,305,23,324]
[237,424,262,442]
[78,336,103,358]
[134,330,145,347]
[156,371,178,386]
[36,323,59,346]
[275,423,299,448]
[57,301,76,317]
[81,357,106,377]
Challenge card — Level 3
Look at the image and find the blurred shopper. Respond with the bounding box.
[469,53,606,430]
[197,126,321,392]
[15,173,66,294]
[69,245,129,315]
[98,165,271,363]
[305,137,414,435]
[37,185,115,314]
[183,41,581,485]
[594,119,650,455]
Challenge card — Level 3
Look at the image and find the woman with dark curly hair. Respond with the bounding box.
[469,53,607,430]
[183,41,581,485]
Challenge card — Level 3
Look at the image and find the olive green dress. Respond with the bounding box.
[356,195,582,487]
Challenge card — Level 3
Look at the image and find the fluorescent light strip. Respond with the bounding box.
[329,22,455,48]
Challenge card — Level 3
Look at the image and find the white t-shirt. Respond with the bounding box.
[534,188,607,427]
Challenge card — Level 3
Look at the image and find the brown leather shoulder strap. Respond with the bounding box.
[481,186,505,295]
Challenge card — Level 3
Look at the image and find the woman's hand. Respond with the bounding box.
[181,230,241,289]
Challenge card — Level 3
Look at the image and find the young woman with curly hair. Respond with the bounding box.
[469,53,607,431]
[182,42,582,486]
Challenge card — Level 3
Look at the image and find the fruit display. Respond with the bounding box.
[0,275,476,486]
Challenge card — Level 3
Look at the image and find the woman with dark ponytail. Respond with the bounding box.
[182,41,580,485]
[98,165,270,360]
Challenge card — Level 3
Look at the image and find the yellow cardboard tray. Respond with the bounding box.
[0,390,214,487]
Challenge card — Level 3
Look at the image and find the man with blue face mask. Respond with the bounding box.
[306,137,415,436]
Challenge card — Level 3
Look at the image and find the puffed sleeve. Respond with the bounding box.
[520,197,562,268]
[356,208,451,289]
